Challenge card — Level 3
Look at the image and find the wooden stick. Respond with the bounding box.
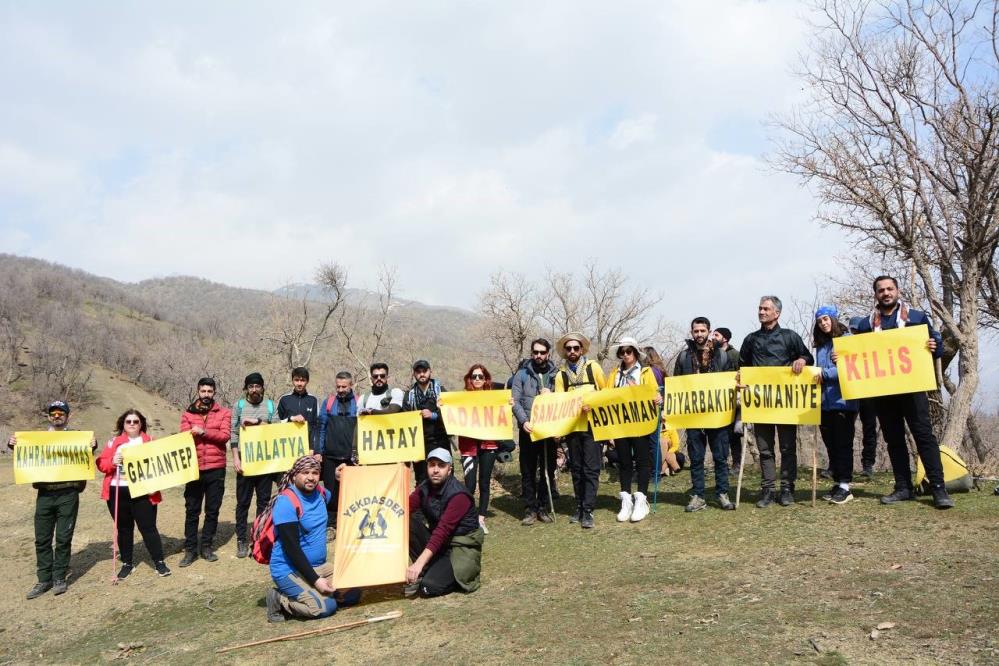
[811,438,818,508]
[735,426,749,509]
[216,610,402,654]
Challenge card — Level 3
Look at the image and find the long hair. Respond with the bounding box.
[115,409,148,435]
[463,364,492,391]
[813,318,848,348]
[643,347,667,374]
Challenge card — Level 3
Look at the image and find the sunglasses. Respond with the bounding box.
[371,373,388,380]
[531,349,548,356]
[48,411,66,418]
[564,344,581,352]
[617,348,637,357]
[124,419,141,425]
[470,374,485,380]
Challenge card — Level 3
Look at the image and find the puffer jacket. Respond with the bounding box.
[180,402,231,471]
[816,340,859,412]
[511,359,557,426]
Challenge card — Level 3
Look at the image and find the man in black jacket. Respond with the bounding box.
[404,360,449,485]
[739,296,814,508]
[277,367,319,456]
[510,338,558,526]
[317,371,358,527]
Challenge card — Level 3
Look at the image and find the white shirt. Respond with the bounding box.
[111,436,143,486]
[362,388,404,411]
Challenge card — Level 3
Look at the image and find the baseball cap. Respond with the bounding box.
[426,447,452,464]
[412,359,431,371]
[47,400,70,414]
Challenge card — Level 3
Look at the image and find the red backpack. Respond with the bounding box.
[251,486,329,564]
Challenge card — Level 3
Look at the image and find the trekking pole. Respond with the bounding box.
[811,432,818,507]
[216,610,403,653]
[542,442,555,516]
[111,467,121,585]
[735,426,749,509]
[652,402,663,513]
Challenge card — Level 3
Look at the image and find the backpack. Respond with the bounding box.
[323,394,358,417]
[915,444,974,494]
[559,362,595,391]
[250,486,329,564]
[236,398,275,424]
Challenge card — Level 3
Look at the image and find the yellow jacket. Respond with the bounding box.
[604,364,658,390]
[554,359,606,393]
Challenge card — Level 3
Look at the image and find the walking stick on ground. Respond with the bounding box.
[652,403,663,513]
[216,610,403,654]
[542,442,555,516]
[111,467,121,585]
[735,427,749,509]
[811,438,818,507]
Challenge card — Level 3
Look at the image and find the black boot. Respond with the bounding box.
[880,487,913,504]
[931,485,954,509]
[755,488,775,509]
[178,551,198,567]
[778,486,795,507]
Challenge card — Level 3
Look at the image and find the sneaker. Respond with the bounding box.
[880,487,913,504]
[200,548,219,563]
[616,492,634,522]
[26,581,52,600]
[52,579,67,596]
[931,486,955,510]
[685,495,707,513]
[266,588,286,623]
[717,493,735,511]
[537,510,554,524]
[778,488,795,506]
[235,540,249,559]
[829,487,854,504]
[521,510,537,526]
[580,511,595,529]
[862,465,875,479]
[155,561,172,577]
[478,515,489,535]
[630,492,649,522]
[821,486,837,501]
[568,509,581,525]
[755,489,775,509]
[403,581,420,599]
[116,564,134,580]
[178,551,198,567]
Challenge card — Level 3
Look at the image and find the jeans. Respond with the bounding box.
[874,392,944,490]
[518,429,555,513]
[235,472,279,542]
[461,447,498,516]
[272,561,361,619]
[34,489,80,582]
[858,399,879,468]
[820,410,857,485]
[755,424,798,490]
[566,430,602,512]
[107,485,164,564]
[183,467,226,552]
[687,427,730,497]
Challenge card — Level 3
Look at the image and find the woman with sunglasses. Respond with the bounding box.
[96,410,170,580]
[605,337,663,523]
[456,364,502,534]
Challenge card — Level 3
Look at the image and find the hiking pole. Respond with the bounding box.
[216,610,403,653]
[735,426,749,509]
[111,467,121,585]
[542,442,555,516]
[811,434,818,507]
[652,402,663,514]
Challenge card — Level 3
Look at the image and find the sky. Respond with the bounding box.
[1,1,994,406]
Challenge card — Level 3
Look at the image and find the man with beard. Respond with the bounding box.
[359,363,404,416]
[712,327,743,474]
[404,360,449,484]
[406,448,484,598]
[851,276,954,509]
[511,338,558,526]
[317,371,359,528]
[230,372,277,559]
[179,377,232,566]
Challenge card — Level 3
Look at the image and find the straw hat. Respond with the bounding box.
[556,331,591,358]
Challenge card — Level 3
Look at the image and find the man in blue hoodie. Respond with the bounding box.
[851,276,953,509]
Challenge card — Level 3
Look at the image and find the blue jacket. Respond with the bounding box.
[815,339,858,412]
[853,306,943,359]
[511,359,556,427]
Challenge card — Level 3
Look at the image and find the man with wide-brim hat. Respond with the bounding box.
[554,331,606,528]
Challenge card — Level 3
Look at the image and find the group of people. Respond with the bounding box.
[8,273,956,624]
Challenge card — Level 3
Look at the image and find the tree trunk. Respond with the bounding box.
[965,413,988,466]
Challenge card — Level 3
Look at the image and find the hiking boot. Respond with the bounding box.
[26,581,52,600]
[116,564,134,580]
[235,540,249,559]
[755,489,775,509]
[568,508,581,524]
[617,492,634,522]
[521,510,537,526]
[580,511,595,529]
[266,588,286,623]
[179,551,197,567]
[830,486,854,505]
[717,493,735,511]
[880,487,913,504]
[931,486,955,510]
[778,487,795,506]
[155,561,172,577]
[537,510,554,524]
[862,465,875,479]
[630,492,650,522]
[52,579,67,596]
[200,547,218,563]
[685,495,707,513]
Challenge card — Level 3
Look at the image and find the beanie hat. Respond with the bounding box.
[244,372,265,389]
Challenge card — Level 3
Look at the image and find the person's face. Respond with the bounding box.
[531,345,549,364]
[470,368,486,388]
[817,315,833,334]
[711,331,726,347]
[414,367,432,385]
[293,467,320,493]
[563,341,582,363]
[245,383,264,402]
[198,384,215,400]
[335,378,353,397]
[292,376,308,393]
[758,300,779,326]
[691,324,710,345]
[427,458,451,486]
[47,410,68,429]
[616,347,638,366]
[875,279,899,309]
[370,368,388,388]
[123,414,142,437]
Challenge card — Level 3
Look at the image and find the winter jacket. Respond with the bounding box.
[724,345,740,371]
[277,391,319,453]
[96,432,163,504]
[852,306,944,359]
[317,393,358,459]
[815,339,859,412]
[180,402,232,471]
[511,359,557,426]
[674,341,733,375]
[739,324,814,368]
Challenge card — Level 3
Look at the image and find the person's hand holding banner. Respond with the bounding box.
[238,421,310,475]
[739,366,822,425]
[357,412,424,465]
[833,325,937,400]
[438,390,514,440]
[662,371,738,430]
[13,431,96,485]
[120,432,199,497]
[528,391,588,441]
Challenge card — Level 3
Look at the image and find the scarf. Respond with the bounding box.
[561,358,590,387]
[871,301,910,332]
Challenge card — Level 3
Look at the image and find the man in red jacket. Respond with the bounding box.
[179,377,231,567]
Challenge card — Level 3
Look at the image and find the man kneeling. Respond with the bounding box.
[267,456,360,622]
[406,448,484,597]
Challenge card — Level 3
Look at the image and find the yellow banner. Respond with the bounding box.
[662,372,738,430]
[13,431,95,485]
[121,432,199,497]
[333,463,410,588]
[528,391,588,441]
[239,421,310,476]
[833,325,938,400]
[438,390,515,441]
[583,384,659,441]
[739,367,821,425]
[357,412,425,465]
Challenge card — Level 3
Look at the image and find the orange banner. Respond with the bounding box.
[333,463,410,589]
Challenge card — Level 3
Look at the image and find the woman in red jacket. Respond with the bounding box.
[96,410,170,580]
[456,364,500,535]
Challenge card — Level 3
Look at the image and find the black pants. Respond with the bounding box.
[518,429,555,513]
[234,472,279,542]
[755,424,798,490]
[107,485,164,564]
[183,467,226,552]
[728,426,743,469]
[617,435,652,495]
[321,456,352,526]
[34,489,80,582]
[874,392,944,491]
[461,448,497,517]
[566,430,601,512]
[820,410,857,485]
[409,512,455,597]
[858,399,879,468]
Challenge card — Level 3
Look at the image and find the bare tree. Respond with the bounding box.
[476,271,540,373]
[336,265,397,385]
[774,0,999,461]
